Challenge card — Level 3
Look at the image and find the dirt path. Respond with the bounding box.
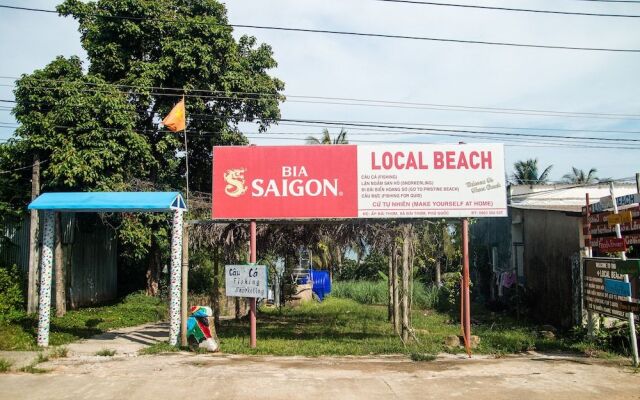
[1,351,638,400]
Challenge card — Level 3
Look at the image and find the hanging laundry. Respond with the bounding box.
[502,271,517,289]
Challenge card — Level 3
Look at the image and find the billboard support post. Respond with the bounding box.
[250,219,257,349]
[462,217,471,357]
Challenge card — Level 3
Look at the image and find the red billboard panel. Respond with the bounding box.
[212,145,358,219]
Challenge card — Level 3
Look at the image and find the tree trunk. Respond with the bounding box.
[54,213,66,317]
[401,224,411,343]
[212,245,221,329]
[435,259,442,288]
[387,248,393,322]
[393,245,400,335]
[27,153,40,314]
[145,239,160,296]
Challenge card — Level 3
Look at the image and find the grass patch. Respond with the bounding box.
[410,352,437,362]
[49,346,68,359]
[0,292,167,351]
[139,342,180,355]
[95,348,116,357]
[0,357,12,372]
[35,353,49,363]
[215,297,602,357]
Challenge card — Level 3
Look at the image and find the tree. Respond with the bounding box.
[11,55,153,310]
[306,128,348,145]
[55,0,284,294]
[512,159,553,184]
[13,56,151,191]
[562,167,599,184]
[58,0,284,193]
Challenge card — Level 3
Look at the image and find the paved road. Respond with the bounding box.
[1,352,638,400]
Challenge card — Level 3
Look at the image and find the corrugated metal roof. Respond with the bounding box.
[509,204,583,212]
[28,192,186,212]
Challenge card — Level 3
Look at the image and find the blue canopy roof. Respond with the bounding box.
[28,192,187,212]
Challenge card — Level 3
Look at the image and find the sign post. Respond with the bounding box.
[609,182,638,367]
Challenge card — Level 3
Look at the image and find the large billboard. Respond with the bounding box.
[212,144,507,219]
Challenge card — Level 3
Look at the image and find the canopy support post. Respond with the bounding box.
[169,209,184,346]
[37,211,55,347]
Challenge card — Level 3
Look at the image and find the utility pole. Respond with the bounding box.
[27,154,40,314]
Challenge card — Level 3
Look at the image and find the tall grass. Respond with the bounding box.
[332,280,439,309]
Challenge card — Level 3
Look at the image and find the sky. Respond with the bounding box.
[1,0,639,182]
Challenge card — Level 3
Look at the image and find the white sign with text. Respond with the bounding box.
[225,265,268,298]
[357,144,507,218]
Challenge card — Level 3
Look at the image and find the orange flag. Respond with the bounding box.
[162,99,186,132]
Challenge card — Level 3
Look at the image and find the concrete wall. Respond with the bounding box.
[522,209,581,328]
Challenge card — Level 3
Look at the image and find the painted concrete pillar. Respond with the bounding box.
[169,209,184,346]
[37,211,55,347]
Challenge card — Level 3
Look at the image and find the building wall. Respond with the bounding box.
[522,209,581,328]
[0,214,117,308]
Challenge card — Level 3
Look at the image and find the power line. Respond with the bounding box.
[3,78,640,120]
[2,120,640,150]
[372,0,640,17]
[5,76,638,120]
[4,114,640,145]
[0,159,48,175]
[261,118,640,143]
[1,4,639,53]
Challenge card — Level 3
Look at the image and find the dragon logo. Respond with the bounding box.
[224,168,248,197]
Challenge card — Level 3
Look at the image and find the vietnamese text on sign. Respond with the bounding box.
[225,265,268,298]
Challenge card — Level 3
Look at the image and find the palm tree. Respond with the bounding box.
[512,158,553,184]
[306,128,348,145]
[562,167,599,184]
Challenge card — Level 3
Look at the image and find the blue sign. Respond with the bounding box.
[603,278,632,297]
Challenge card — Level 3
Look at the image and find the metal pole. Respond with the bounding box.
[250,219,257,348]
[169,209,184,346]
[610,182,638,366]
[180,223,189,347]
[625,274,639,367]
[183,95,189,208]
[36,211,55,347]
[462,218,471,356]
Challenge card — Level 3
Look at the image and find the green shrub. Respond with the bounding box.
[436,272,462,312]
[0,358,12,373]
[95,348,116,357]
[0,264,24,321]
[332,280,439,309]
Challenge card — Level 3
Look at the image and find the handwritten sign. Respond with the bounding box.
[225,265,268,298]
[598,237,627,253]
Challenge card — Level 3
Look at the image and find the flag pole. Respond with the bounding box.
[182,94,189,208]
